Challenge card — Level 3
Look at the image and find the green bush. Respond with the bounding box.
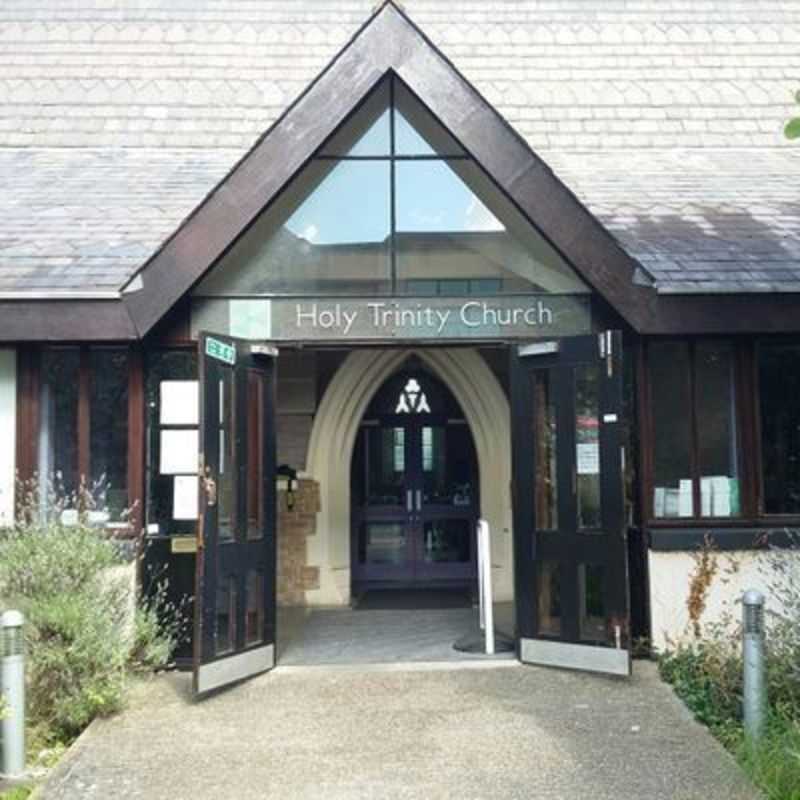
[0,480,184,745]
[659,532,800,798]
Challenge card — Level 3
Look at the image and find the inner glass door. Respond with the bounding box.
[351,370,478,588]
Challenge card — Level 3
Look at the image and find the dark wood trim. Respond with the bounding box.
[736,340,759,519]
[688,341,700,519]
[14,346,40,490]
[127,347,146,535]
[0,301,136,343]
[121,2,656,337]
[77,348,91,487]
[649,527,798,552]
[647,293,800,336]
[635,340,653,524]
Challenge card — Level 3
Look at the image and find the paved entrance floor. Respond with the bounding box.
[277,604,516,665]
[40,661,758,800]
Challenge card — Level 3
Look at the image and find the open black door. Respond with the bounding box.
[511,332,630,676]
[193,333,277,697]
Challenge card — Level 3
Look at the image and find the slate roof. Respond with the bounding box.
[0,0,799,296]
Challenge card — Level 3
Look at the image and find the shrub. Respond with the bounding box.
[0,479,184,745]
[659,531,800,798]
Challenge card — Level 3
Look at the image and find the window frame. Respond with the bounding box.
[643,337,752,524]
[16,344,143,531]
[753,336,800,519]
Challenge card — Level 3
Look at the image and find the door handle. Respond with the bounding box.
[416,489,422,511]
[407,490,413,513]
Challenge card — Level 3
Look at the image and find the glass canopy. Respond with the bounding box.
[195,75,589,298]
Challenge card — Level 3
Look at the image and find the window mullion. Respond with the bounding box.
[688,341,701,518]
[389,76,397,293]
[78,347,92,496]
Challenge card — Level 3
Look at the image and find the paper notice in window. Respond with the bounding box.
[160,381,199,426]
[173,475,199,520]
[678,479,693,517]
[159,429,198,474]
[576,443,599,475]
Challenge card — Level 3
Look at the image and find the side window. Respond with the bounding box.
[648,340,740,520]
[758,342,800,515]
[37,347,130,522]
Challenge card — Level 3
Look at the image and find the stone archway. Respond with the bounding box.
[304,347,513,606]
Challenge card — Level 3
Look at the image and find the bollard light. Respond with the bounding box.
[742,590,766,742]
[1,609,25,778]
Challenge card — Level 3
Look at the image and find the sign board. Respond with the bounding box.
[171,535,198,554]
[192,295,591,342]
[205,336,236,365]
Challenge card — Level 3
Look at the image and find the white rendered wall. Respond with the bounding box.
[649,549,799,652]
[0,349,16,526]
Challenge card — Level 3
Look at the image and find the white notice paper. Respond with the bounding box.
[576,443,600,475]
[173,475,199,520]
[678,479,693,518]
[160,429,199,474]
[160,381,199,426]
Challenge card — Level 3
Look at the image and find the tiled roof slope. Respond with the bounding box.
[0,1,799,295]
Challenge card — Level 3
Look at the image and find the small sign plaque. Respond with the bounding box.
[205,336,236,365]
[170,535,198,554]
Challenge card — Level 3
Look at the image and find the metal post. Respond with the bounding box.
[1,610,25,778]
[742,590,766,742]
[477,520,495,655]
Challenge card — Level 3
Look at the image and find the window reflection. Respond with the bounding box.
[759,343,800,514]
[194,75,588,299]
[197,159,392,296]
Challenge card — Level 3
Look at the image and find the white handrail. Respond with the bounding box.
[477,519,495,655]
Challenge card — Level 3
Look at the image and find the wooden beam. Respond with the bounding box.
[0,300,136,342]
[127,347,146,535]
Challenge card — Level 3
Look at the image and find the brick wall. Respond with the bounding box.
[276,478,320,606]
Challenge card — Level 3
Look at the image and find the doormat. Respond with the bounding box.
[355,588,473,610]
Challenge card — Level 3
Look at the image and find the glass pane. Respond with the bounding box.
[422,519,471,563]
[215,575,235,656]
[579,564,606,643]
[696,343,740,517]
[217,375,235,541]
[359,522,407,565]
[420,424,475,506]
[365,427,405,505]
[245,570,265,647]
[246,371,264,540]
[89,349,129,520]
[39,348,80,502]
[320,78,390,156]
[394,80,464,156]
[759,343,800,514]
[650,342,694,518]
[533,369,557,530]
[395,160,588,296]
[536,560,561,637]
[575,365,601,530]
[196,159,391,296]
[145,350,198,535]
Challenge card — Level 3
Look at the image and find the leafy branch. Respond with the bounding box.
[786,90,800,140]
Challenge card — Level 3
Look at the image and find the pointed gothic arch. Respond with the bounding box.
[304,347,513,605]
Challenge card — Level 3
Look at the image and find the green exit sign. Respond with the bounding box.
[205,337,236,366]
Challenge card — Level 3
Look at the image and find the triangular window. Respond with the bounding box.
[195,75,588,298]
